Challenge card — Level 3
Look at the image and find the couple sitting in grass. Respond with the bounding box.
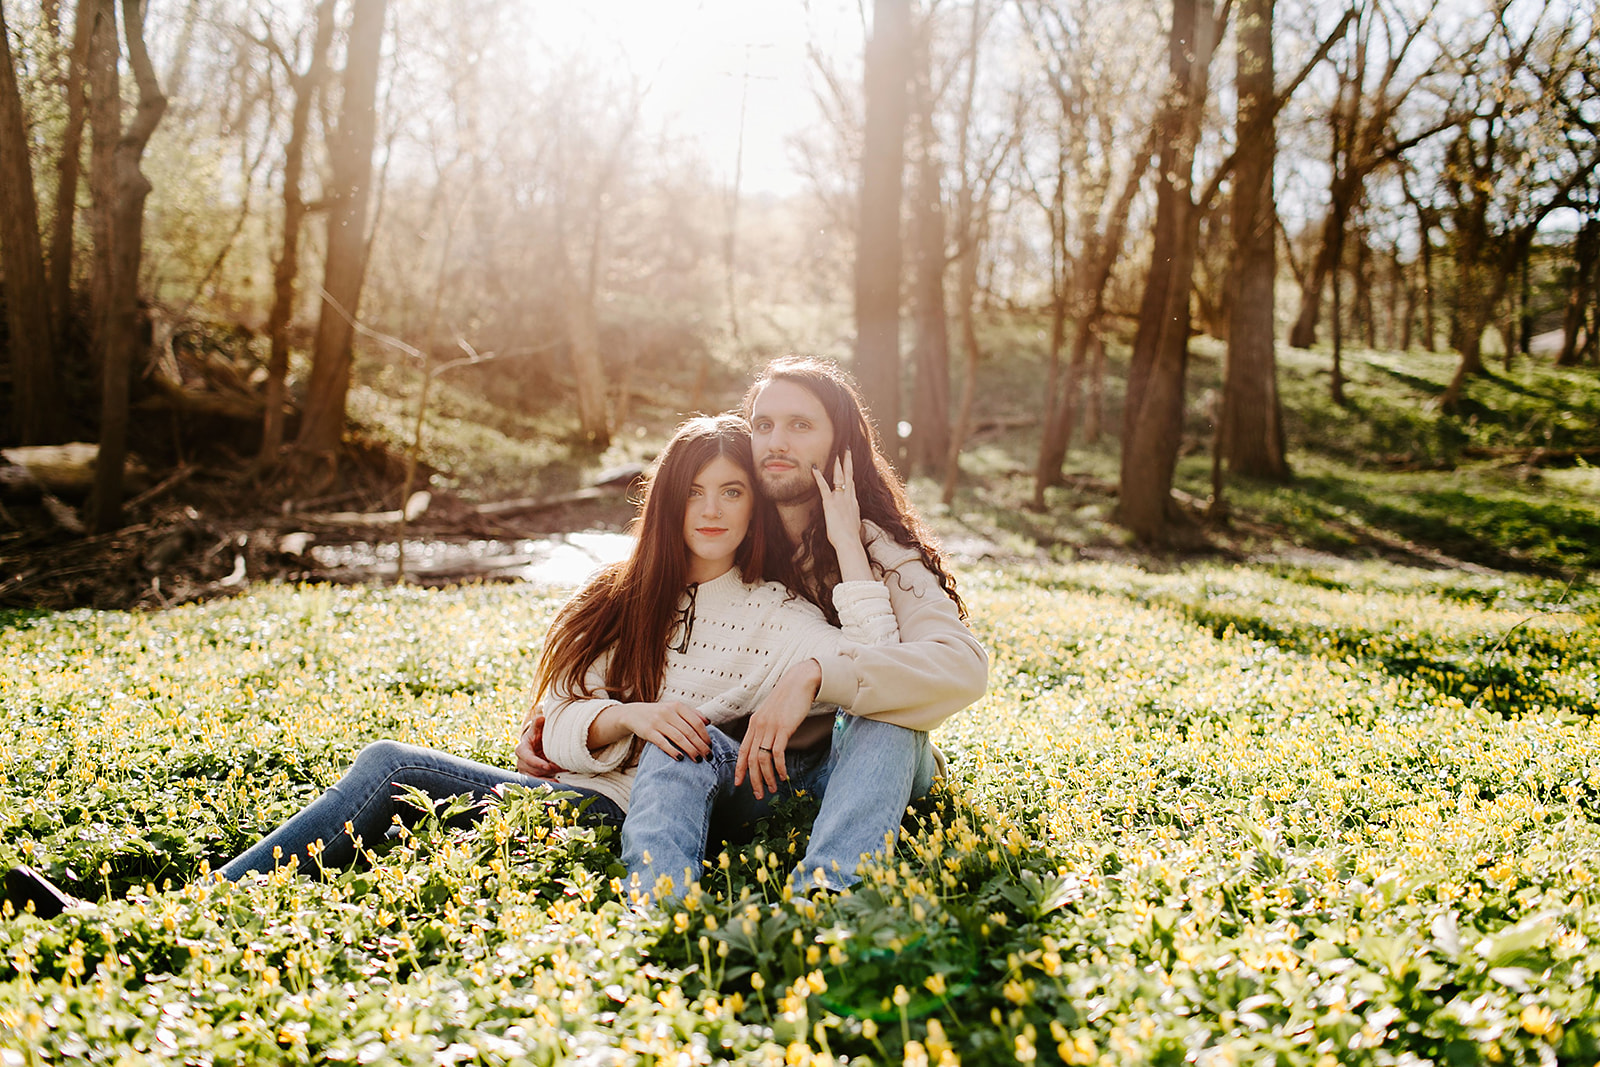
[5,357,987,917]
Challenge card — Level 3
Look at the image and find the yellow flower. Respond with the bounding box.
[1520,1005,1559,1040]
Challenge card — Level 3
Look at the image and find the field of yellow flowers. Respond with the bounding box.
[2,559,1598,1065]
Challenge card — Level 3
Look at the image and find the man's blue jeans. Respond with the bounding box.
[219,740,624,880]
[621,714,937,899]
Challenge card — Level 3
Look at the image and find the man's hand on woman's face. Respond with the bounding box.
[736,658,823,798]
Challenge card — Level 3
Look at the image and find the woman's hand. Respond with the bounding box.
[736,658,823,798]
[515,715,562,778]
[813,450,872,582]
[611,700,712,761]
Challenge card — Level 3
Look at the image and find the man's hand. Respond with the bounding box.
[615,700,711,760]
[515,714,562,778]
[736,658,823,798]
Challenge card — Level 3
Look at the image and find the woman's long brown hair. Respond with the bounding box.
[743,356,967,623]
[532,414,770,711]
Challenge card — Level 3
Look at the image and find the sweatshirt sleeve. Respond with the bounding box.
[538,651,636,773]
[812,524,989,732]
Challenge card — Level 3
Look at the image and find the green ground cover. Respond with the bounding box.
[4,560,1599,1065]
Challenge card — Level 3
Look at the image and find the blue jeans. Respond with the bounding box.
[219,740,624,880]
[621,714,937,899]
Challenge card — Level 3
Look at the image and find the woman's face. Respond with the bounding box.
[682,454,754,583]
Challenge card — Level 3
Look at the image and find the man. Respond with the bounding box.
[614,356,987,897]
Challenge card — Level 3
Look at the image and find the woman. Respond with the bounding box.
[4,415,894,918]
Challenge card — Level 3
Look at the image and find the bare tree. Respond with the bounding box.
[1216,4,1353,492]
[0,0,63,444]
[1286,0,1456,360]
[257,0,337,474]
[1557,213,1599,367]
[1438,0,1600,409]
[88,0,167,532]
[1217,0,1288,490]
[906,2,951,477]
[293,0,388,487]
[940,1,1017,505]
[1017,0,1163,506]
[1117,0,1226,545]
[855,0,912,452]
[47,0,95,346]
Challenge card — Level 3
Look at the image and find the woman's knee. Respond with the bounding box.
[353,739,414,774]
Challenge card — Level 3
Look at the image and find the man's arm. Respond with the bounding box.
[810,529,988,732]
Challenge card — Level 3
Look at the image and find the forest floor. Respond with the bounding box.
[2,326,1597,614]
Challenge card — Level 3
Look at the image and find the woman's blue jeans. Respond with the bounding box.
[621,714,936,899]
[218,740,624,880]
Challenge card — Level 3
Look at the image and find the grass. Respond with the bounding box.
[3,561,1600,1064]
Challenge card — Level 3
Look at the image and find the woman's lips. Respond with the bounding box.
[696,527,728,536]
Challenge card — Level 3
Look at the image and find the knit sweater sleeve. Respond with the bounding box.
[811,522,989,732]
[538,650,635,773]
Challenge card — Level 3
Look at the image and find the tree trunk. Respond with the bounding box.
[1119,0,1213,544]
[558,224,609,447]
[1084,331,1106,443]
[908,106,949,476]
[1031,155,1069,508]
[1330,251,1345,404]
[1558,219,1598,367]
[1287,173,1360,349]
[0,0,63,444]
[940,224,981,506]
[85,0,117,353]
[1220,0,1288,482]
[854,0,911,454]
[89,0,166,533]
[48,0,94,342]
[294,0,388,484]
[1418,209,1436,351]
[259,0,336,473]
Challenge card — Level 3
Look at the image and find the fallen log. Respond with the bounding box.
[1,443,150,496]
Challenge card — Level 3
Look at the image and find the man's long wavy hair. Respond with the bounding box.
[532,415,770,711]
[743,356,966,623]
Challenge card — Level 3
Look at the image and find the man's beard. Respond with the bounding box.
[757,462,816,505]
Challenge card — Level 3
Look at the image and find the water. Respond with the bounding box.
[302,531,635,588]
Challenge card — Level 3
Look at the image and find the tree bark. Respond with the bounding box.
[1034,130,1153,502]
[89,0,166,532]
[908,84,949,477]
[1220,0,1288,482]
[294,0,388,484]
[85,0,117,354]
[1118,0,1215,544]
[47,0,94,343]
[1558,218,1598,367]
[854,0,911,454]
[940,213,982,506]
[0,0,63,444]
[258,0,336,473]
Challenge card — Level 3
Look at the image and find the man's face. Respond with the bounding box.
[749,380,836,505]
